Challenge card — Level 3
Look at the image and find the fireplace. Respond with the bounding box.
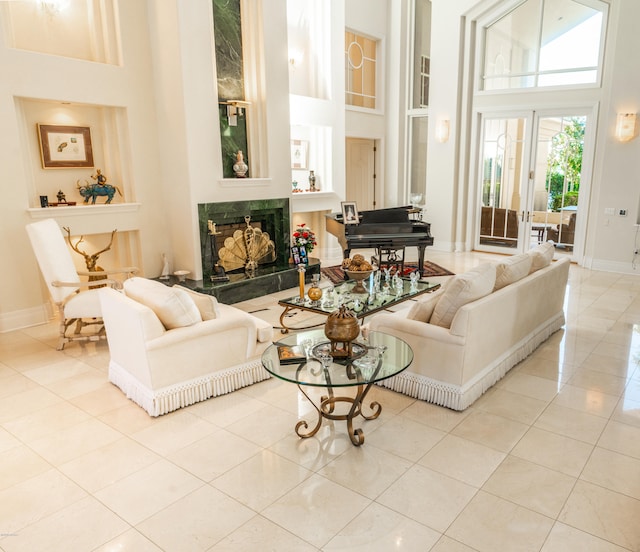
[195,198,320,303]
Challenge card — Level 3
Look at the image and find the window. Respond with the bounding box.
[482,0,607,91]
[345,31,377,109]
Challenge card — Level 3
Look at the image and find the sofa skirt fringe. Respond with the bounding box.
[379,313,565,411]
[109,359,271,416]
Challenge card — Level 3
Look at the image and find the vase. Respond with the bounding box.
[309,170,317,191]
[233,150,248,178]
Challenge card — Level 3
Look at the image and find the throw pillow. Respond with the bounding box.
[494,253,533,290]
[528,242,555,273]
[174,285,220,320]
[407,288,444,322]
[430,263,496,328]
[123,277,202,329]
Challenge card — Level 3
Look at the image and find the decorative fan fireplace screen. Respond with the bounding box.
[217,215,276,272]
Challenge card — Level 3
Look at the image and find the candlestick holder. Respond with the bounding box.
[296,264,307,303]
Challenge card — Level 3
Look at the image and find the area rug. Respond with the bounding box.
[321,261,454,285]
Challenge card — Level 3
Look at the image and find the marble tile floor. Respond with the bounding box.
[1,250,640,551]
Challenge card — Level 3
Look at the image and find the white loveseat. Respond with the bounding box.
[100,277,273,416]
[365,243,570,410]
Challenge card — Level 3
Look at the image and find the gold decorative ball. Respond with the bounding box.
[308,285,323,302]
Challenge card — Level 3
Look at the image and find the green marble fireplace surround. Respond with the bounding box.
[194,199,320,304]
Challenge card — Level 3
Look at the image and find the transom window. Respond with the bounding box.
[345,31,377,109]
[482,0,607,91]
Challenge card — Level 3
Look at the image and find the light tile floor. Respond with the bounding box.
[1,250,640,551]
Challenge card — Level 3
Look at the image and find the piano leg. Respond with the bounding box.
[417,245,426,277]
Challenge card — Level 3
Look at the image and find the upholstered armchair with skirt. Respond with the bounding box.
[99,277,273,416]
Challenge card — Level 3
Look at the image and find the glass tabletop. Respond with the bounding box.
[279,277,440,319]
[261,329,413,388]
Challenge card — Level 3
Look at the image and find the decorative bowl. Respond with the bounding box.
[345,270,373,294]
[173,270,190,282]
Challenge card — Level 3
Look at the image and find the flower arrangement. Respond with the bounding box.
[292,223,317,254]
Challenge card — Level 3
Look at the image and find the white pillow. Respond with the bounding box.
[173,285,220,320]
[528,242,555,273]
[494,253,533,290]
[124,277,202,329]
[407,288,444,322]
[430,263,496,329]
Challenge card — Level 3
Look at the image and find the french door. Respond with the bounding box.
[475,109,592,261]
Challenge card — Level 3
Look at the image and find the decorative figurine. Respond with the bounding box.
[63,226,117,284]
[208,220,229,281]
[77,169,122,204]
[160,253,170,280]
[57,190,67,203]
[233,150,249,178]
[409,270,420,291]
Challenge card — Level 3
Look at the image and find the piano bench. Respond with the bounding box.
[377,247,405,275]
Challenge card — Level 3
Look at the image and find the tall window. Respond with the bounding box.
[408,0,431,200]
[482,0,607,91]
[345,31,377,109]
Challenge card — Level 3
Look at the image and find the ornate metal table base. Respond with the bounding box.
[278,304,325,334]
[295,363,381,446]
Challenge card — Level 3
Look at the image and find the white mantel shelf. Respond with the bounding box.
[291,191,340,213]
[218,178,271,187]
[27,203,142,234]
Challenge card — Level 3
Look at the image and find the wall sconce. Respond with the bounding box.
[435,119,450,143]
[288,49,303,71]
[615,113,636,142]
[221,100,251,127]
[39,0,70,18]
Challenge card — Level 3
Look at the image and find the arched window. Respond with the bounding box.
[482,0,608,91]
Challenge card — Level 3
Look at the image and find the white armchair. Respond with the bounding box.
[99,277,274,416]
[26,218,137,350]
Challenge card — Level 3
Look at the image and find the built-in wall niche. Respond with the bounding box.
[4,0,121,64]
[290,124,332,192]
[17,97,132,209]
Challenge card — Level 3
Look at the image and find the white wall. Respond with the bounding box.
[588,0,640,272]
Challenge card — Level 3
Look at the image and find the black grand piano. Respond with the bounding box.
[325,206,434,276]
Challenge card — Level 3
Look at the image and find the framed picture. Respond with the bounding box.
[290,246,301,265]
[37,124,94,169]
[298,245,308,262]
[341,201,359,224]
[290,140,309,169]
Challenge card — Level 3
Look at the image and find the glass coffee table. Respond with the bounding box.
[261,329,413,446]
[278,277,440,333]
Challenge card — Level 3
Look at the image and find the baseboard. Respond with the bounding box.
[0,304,50,333]
[587,257,640,274]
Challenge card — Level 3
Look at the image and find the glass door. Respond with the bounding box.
[530,114,586,258]
[475,111,590,259]
[476,115,532,253]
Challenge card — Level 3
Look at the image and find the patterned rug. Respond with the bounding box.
[321,261,454,285]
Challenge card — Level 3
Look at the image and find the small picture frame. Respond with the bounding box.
[290,246,301,265]
[37,124,94,169]
[341,201,359,224]
[290,140,309,170]
[298,245,308,262]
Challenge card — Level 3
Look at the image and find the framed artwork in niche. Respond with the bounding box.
[290,140,309,170]
[37,124,94,169]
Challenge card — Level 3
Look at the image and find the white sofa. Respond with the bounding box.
[365,244,570,410]
[100,277,273,416]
